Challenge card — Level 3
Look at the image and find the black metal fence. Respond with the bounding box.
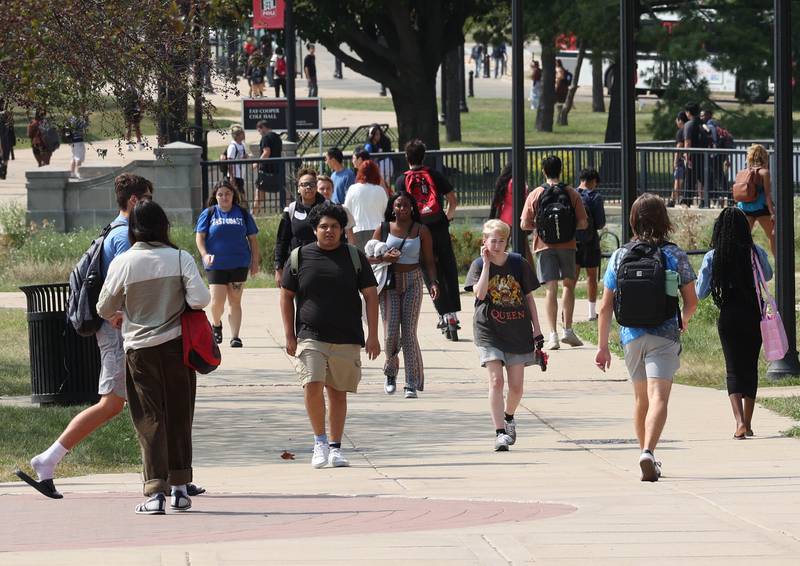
[201,143,799,216]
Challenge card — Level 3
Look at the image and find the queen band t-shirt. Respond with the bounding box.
[465,254,540,354]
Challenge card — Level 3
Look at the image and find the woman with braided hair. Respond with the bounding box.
[696,207,772,439]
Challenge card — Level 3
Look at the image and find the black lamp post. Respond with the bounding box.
[619,0,637,241]
[768,0,800,378]
[511,0,526,254]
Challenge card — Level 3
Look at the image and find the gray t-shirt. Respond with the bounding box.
[465,253,540,354]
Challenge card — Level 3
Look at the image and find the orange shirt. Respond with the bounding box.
[520,183,588,252]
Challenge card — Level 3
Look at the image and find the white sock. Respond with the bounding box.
[589,302,597,318]
[171,484,187,496]
[31,441,68,481]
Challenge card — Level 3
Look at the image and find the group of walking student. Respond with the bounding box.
[16,144,778,513]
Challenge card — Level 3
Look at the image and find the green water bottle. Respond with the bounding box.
[665,270,679,297]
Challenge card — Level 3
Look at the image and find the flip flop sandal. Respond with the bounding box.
[14,469,63,499]
[186,483,206,496]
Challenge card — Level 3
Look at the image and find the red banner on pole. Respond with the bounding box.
[253,0,285,30]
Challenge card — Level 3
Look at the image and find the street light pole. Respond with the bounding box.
[511,0,526,254]
[619,0,637,241]
[284,0,297,142]
[768,0,800,378]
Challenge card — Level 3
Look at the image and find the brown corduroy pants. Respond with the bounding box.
[126,338,196,496]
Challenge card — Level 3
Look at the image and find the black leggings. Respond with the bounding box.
[718,295,762,399]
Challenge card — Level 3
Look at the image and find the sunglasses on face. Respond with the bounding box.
[298,181,315,188]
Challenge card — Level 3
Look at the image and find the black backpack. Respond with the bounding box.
[67,221,126,336]
[613,242,679,328]
[536,183,576,244]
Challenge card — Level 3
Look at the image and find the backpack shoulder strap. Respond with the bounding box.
[204,205,216,233]
[345,244,361,276]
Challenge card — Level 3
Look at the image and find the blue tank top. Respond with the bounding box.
[386,232,421,264]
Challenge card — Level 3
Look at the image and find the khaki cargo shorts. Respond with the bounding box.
[295,339,362,393]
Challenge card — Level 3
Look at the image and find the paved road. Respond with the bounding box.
[1,290,799,564]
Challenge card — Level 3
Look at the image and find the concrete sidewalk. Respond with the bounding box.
[1,290,799,564]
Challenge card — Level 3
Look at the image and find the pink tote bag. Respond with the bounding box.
[751,249,789,362]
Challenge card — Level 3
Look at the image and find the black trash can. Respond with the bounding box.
[20,284,101,406]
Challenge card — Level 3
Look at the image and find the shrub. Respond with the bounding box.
[0,203,28,248]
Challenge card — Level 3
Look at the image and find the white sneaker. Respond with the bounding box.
[404,388,418,399]
[639,451,660,482]
[494,433,513,451]
[311,442,329,468]
[504,419,517,445]
[561,328,584,347]
[384,375,396,395]
[544,333,560,350]
[328,447,350,467]
[138,142,146,151]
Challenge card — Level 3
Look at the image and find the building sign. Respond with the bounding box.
[253,0,284,30]
[241,98,321,131]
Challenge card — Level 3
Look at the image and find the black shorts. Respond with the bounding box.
[742,207,770,218]
[575,244,601,268]
[207,267,249,285]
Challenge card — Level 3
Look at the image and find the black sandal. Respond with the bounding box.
[212,324,223,344]
[186,483,206,496]
[230,337,243,348]
[14,469,63,499]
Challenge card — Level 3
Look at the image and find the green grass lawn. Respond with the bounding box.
[0,405,140,482]
[0,308,30,396]
[0,308,140,482]
[323,97,656,148]
[758,397,800,437]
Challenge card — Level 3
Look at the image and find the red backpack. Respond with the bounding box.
[178,251,221,374]
[403,167,442,217]
[276,57,287,77]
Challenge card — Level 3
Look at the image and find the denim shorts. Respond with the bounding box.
[477,346,536,368]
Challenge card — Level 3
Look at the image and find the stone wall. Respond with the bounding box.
[26,142,202,232]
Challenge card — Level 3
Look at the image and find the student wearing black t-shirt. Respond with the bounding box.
[683,102,707,206]
[465,220,543,452]
[304,44,318,97]
[254,120,283,214]
[670,111,688,207]
[394,139,461,340]
[280,203,380,469]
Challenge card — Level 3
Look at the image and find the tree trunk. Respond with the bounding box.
[591,50,606,113]
[536,42,556,132]
[600,62,620,187]
[445,47,462,142]
[558,42,586,126]
[604,62,620,143]
[391,77,441,150]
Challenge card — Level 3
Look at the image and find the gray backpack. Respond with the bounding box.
[67,222,126,336]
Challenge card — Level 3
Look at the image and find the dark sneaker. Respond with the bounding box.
[212,324,223,344]
[639,451,660,482]
[404,388,418,399]
[230,337,243,348]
